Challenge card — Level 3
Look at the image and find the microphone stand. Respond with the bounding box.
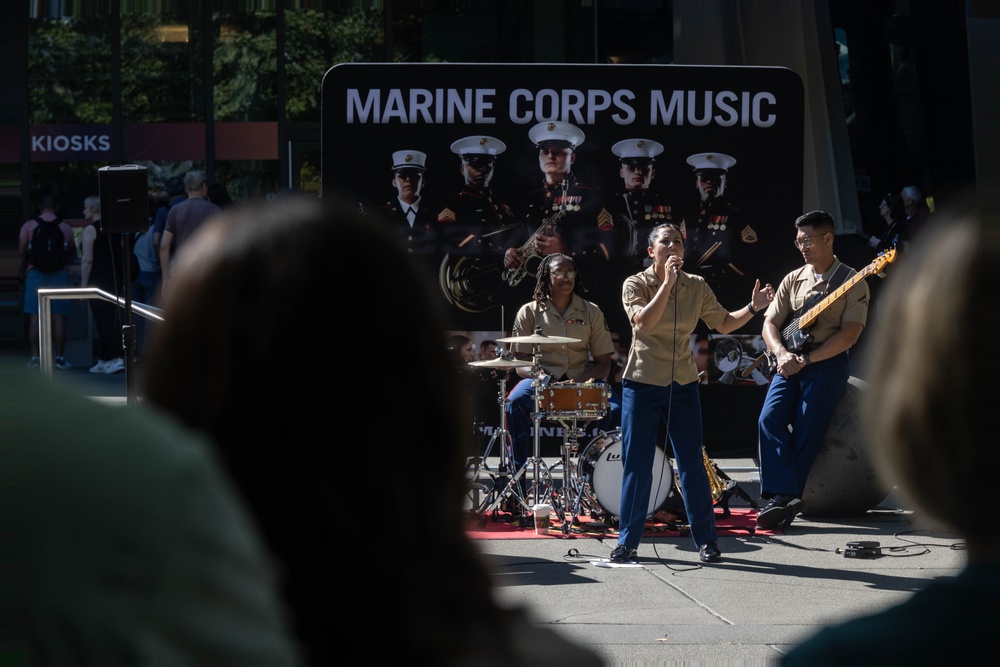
[120,231,137,407]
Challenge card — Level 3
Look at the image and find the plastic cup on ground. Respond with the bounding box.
[533,504,552,535]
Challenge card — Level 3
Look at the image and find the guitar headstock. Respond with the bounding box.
[871,246,897,276]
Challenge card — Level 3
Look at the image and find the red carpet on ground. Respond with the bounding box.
[466,507,776,540]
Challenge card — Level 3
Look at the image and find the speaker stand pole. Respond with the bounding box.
[121,232,137,407]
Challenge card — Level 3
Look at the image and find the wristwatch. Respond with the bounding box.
[747,301,759,314]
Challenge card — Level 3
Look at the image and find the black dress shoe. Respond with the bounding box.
[609,544,637,563]
[699,542,722,563]
[755,495,803,530]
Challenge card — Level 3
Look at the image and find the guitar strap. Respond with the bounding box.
[796,262,853,355]
[822,262,851,296]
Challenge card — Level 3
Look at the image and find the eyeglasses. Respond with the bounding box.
[551,270,577,280]
[793,233,828,250]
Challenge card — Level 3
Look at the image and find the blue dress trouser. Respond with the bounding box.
[618,379,716,550]
[507,378,621,474]
[757,352,850,498]
[506,377,539,475]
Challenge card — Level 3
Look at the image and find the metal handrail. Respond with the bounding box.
[37,287,163,378]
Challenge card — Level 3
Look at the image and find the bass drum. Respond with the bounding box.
[577,428,676,519]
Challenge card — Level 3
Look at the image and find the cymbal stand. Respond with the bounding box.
[481,345,554,520]
[463,419,489,513]
[525,346,556,508]
[466,373,519,520]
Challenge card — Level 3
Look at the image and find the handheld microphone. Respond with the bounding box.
[671,264,679,274]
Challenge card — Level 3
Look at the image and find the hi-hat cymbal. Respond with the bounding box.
[468,357,534,369]
[496,333,581,344]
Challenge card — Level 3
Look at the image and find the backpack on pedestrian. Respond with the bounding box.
[27,216,70,273]
[131,223,158,272]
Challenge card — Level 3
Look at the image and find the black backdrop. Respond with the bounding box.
[322,63,804,458]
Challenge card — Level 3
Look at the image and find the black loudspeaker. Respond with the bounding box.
[99,164,149,232]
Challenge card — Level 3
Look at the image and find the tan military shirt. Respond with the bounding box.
[511,294,614,380]
[622,266,728,386]
[764,257,869,349]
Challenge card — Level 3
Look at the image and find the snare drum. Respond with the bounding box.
[538,382,609,420]
[577,428,675,519]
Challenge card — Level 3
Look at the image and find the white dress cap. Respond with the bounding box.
[450,135,507,157]
[392,150,428,171]
[528,121,586,149]
[612,138,665,160]
[686,152,737,172]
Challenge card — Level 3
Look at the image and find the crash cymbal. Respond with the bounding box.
[468,357,534,369]
[496,333,581,344]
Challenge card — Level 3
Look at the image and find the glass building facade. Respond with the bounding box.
[1,1,979,348]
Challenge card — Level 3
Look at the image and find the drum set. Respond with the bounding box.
[464,329,635,533]
[464,328,758,533]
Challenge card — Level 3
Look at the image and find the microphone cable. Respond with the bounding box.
[650,268,684,568]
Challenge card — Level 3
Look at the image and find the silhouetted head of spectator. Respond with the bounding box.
[164,177,185,197]
[38,193,58,213]
[207,183,234,208]
[141,194,530,662]
[863,200,998,557]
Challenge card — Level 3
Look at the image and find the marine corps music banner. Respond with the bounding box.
[322,63,803,400]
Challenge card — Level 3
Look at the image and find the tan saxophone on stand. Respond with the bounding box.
[696,448,758,515]
[703,448,727,503]
[500,209,566,287]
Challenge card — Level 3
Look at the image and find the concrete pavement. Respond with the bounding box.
[469,464,964,664]
[39,363,965,664]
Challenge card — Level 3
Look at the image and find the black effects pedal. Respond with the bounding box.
[842,540,882,558]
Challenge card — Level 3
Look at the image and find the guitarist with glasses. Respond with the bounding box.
[755,210,870,530]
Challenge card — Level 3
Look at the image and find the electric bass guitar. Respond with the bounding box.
[776,247,896,353]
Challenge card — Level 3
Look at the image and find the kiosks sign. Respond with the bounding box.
[322,63,803,338]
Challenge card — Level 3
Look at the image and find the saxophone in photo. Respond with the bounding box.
[501,209,566,287]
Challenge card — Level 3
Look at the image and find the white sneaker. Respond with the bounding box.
[89,360,108,374]
[103,358,126,374]
[54,357,72,370]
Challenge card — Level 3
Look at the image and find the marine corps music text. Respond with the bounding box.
[346,87,779,128]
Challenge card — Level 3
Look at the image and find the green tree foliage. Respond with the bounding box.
[121,14,204,123]
[285,8,384,122]
[28,17,113,123]
[213,10,277,122]
[29,7,386,125]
